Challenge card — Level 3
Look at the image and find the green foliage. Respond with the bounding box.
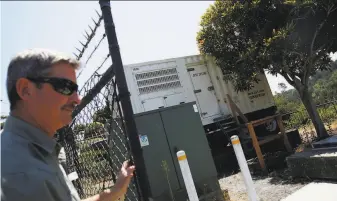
[309,61,337,86]
[92,98,112,124]
[78,146,111,182]
[285,104,308,129]
[275,62,337,111]
[74,124,86,133]
[84,122,105,139]
[312,70,337,103]
[285,103,337,130]
[274,93,300,114]
[93,107,111,124]
[276,68,337,112]
[318,105,337,123]
[276,68,337,129]
[72,100,115,184]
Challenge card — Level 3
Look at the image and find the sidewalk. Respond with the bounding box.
[281,182,337,201]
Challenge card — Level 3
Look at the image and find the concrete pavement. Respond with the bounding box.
[281,182,337,201]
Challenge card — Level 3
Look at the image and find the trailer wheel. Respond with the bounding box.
[265,119,277,132]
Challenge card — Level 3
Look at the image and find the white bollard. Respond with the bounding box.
[177,150,199,201]
[231,135,259,201]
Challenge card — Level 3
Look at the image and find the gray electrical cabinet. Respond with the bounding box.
[134,102,224,201]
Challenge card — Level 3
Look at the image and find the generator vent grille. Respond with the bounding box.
[135,68,182,94]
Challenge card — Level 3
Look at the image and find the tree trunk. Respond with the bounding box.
[298,87,329,139]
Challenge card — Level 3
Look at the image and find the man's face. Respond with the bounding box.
[28,63,81,131]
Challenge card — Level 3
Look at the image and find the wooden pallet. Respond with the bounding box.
[226,94,293,172]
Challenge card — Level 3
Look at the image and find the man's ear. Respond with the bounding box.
[16,78,33,100]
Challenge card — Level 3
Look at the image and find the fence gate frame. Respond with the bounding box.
[58,1,150,200]
[99,0,149,200]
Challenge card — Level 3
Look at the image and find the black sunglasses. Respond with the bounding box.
[27,77,78,96]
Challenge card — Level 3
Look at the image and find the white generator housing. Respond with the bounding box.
[124,55,275,128]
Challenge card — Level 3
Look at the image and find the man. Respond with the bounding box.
[1,49,135,201]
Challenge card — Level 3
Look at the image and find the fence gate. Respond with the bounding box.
[57,1,147,200]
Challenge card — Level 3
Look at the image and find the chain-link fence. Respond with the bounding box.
[56,1,142,200]
[61,76,141,200]
[283,99,337,145]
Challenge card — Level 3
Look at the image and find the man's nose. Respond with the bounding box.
[71,92,82,105]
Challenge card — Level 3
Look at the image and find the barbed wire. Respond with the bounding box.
[72,9,114,100]
[78,54,111,96]
[71,9,113,98]
[73,10,103,61]
[77,33,108,79]
[85,34,107,65]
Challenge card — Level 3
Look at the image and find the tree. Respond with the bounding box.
[74,124,86,133]
[312,70,337,103]
[274,67,336,114]
[308,60,337,87]
[84,122,105,139]
[92,98,113,124]
[274,93,300,113]
[92,107,111,124]
[197,0,337,138]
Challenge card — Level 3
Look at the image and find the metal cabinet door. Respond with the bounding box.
[160,104,218,187]
[187,65,221,118]
[134,112,180,198]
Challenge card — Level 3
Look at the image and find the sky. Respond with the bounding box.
[1,1,336,117]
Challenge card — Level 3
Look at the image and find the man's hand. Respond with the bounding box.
[114,160,136,195]
[82,160,135,201]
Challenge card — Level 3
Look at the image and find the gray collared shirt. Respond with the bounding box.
[1,115,81,201]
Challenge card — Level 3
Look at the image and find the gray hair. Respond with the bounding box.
[6,48,81,110]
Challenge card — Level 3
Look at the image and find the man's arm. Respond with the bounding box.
[82,161,135,201]
[82,187,125,201]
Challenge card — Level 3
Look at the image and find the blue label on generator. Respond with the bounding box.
[139,135,149,147]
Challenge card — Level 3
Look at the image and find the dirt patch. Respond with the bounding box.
[219,169,311,201]
[331,120,337,130]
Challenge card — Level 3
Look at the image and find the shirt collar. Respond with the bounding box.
[3,115,57,154]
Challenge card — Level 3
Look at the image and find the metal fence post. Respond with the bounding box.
[99,0,149,200]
